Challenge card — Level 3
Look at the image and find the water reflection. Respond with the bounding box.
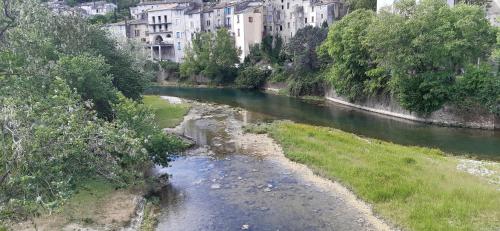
[147,86,500,160]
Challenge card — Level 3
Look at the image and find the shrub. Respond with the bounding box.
[235,66,270,89]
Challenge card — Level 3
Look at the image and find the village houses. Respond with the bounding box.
[105,0,345,63]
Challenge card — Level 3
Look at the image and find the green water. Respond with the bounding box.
[147,86,500,160]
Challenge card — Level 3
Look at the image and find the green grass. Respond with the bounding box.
[266,121,500,231]
[60,180,118,222]
[143,95,190,128]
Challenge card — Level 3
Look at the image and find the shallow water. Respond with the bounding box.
[147,86,500,160]
[154,103,384,231]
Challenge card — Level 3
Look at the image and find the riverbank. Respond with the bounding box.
[6,96,191,231]
[247,121,500,231]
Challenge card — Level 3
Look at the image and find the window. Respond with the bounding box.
[176,32,180,38]
[153,25,156,32]
[287,2,289,9]
[159,25,162,31]
[164,15,167,22]
[269,26,272,31]
[280,25,283,31]
[281,5,284,9]
[237,15,240,23]
[321,14,323,19]
[237,29,240,37]
[305,17,307,23]
[158,16,161,23]
[312,16,314,23]
[176,19,180,25]
[135,30,140,37]
[287,22,290,28]
[311,6,314,12]
[177,42,181,50]
[152,16,155,23]
[248,17,253,23]
[190,21,194,28]
[207,20,211,26]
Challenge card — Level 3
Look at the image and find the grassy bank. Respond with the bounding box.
[262,121,499,231]
[143,95,190,128]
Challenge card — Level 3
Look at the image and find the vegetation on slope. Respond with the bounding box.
[253,121,500,231]
[0,0,182,223]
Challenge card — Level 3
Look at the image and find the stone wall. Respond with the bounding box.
[325,88,498,130]
[263,82,287,92]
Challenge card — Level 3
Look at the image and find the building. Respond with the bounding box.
[104,21,128,43]
[487,0,500,27]
[78,1,117,16]
[107,0,345,63]
[232,1,264,61]
[146,3,203,62]
[263,0,345,42]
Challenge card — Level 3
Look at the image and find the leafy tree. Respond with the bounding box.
[180,29,239,84]
[261,35,283,64]
[282,26,329,96]
[346,0,377,11]
[366,0,496,113]
[0,0,181,221]
[320,9,378,101]
[55,54,117,119]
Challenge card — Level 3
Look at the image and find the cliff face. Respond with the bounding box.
[325,88,498,130]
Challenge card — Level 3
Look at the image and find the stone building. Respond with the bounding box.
[78,1,117,16]
[263,0,345,42]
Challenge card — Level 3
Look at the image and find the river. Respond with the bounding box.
[152,101,391,230]
[147,86,500,160]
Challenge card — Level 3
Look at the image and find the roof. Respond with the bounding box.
[234,0,262,14]
[128,19,148,24]
[137,0,193,5]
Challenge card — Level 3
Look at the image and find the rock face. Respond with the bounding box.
[325,88,498,130]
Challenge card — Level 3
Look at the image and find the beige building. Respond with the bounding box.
[263,0,345,42]
[232,2,264,61]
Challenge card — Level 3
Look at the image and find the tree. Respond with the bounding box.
[366,0,496,114]
[55,54,117,119]
[346,0,377,11]
[180,29,239,84]
[0,0,182,221]
[282,26,329,96]
[320,9,378,101]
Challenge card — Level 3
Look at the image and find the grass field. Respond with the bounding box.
[263,121,500,231]
[143,95,190,128]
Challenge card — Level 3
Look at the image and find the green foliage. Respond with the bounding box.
[322,1,498,114]
[180,29,239,84]
[346,0,376,11]
[321,9,377,101]
[55,54,117,119]
[452,65,500,115]
[235,66,270,89]
[0,0,182,221]
[261,35,283,64]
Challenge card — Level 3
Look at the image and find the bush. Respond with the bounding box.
[235,66,270,89]
[452,65,500,115]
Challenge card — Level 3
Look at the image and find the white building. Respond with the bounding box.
[263,0,345,42]
[232,1,264,61]
[104,21,128,43]
[146,3,203,62]
[79,1,117,16]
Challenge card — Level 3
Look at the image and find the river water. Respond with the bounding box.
[147,86,500,160]
[153,102,391,231]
